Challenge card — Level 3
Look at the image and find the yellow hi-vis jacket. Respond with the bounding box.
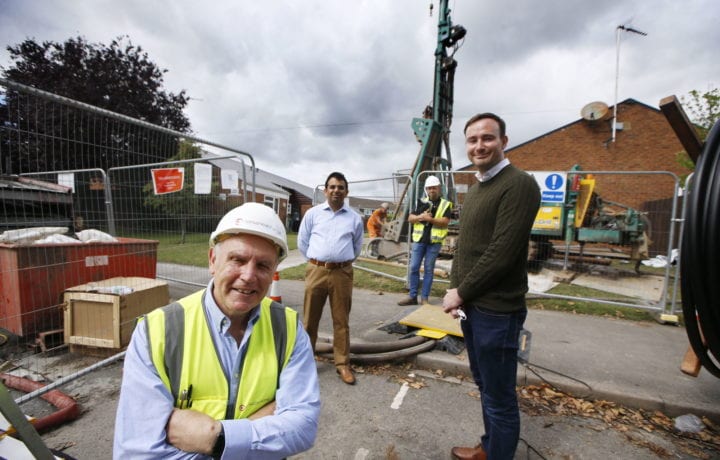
[141,290,297,420]
[411,197,452,244]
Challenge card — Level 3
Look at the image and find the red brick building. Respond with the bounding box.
[454,99,691,255]
[456,98,689,210]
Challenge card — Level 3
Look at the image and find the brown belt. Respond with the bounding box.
[308,258,353,269]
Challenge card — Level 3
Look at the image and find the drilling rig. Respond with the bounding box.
[366,0,465,260]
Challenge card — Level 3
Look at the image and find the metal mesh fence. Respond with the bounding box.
[0,78,257,409]
[0,77,685,423]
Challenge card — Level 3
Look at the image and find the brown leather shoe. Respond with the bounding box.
[336,365,356,385]
[451,444,486,460]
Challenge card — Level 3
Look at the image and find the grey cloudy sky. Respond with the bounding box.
[1,0,718,198]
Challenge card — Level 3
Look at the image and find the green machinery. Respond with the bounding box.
[529,165,650,266]
[367,0,465,259]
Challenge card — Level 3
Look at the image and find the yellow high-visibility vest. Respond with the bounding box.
[411,198,452,244]
[143,290,297,419]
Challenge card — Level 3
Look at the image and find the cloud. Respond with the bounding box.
[1,0,718,196]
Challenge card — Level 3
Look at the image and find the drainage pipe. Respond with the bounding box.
[0,373,80,432]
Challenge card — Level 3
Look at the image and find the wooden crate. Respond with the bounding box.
[63,277,169,350]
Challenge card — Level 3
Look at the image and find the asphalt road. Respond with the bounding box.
[7,263,716,459]
[34,355,715,459]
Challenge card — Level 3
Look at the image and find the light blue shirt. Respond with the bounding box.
[113,281,320,459]
[298,201,364,262]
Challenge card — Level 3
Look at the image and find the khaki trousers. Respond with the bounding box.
[303,263,353,367]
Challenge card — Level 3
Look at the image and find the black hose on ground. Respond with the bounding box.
[317,340,437,364]
[681,118,720,378]
[315,334,429,354]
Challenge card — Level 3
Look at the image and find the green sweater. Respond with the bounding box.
[450,164,541,313]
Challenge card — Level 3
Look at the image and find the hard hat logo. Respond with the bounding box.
[210,202,289,261]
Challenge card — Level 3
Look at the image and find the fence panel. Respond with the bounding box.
[0,78,259,413]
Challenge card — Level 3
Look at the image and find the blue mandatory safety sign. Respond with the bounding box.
[545,174,564,190]
[529,171,566,203]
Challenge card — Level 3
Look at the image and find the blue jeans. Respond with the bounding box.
[408,242,441,299]
[461,306,526,460]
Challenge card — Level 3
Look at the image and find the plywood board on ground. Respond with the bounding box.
[570,273,665,302]
[399,304,463,337]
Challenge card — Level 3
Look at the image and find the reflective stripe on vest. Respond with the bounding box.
[142,290,297,420]
[411,198,452,243]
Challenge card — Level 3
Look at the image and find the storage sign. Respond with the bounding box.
[528,171,566,203]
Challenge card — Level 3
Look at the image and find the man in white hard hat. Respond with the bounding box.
[397,175,453,306]
[367,202,390,238]
[114,203,320,459]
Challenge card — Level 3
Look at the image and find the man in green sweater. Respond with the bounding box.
[443,113,540,460]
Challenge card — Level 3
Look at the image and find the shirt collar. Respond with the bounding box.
[204,280,260,333]
[322,200,348,213]
[476,158,510,183]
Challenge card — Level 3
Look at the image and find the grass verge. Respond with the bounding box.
[141,231,669,322]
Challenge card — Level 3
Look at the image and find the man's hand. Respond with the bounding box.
[443,288,463,318]
[166,408,222,455]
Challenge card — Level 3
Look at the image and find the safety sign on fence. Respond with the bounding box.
[151,168,185,195]
[529,171,566,203]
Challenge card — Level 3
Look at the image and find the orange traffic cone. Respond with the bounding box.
[269,271,282,303]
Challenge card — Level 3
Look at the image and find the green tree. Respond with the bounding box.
[681,87,719,140]
[0,35,190,174]
[675,87,719,182]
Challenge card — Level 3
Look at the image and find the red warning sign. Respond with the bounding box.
[151,168,185,195]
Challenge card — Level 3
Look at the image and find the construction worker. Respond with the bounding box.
[367,202,390,237]
[398,175,452,306]
[114,203,320,459]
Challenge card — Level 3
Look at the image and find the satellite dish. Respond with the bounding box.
[581,101,610,121]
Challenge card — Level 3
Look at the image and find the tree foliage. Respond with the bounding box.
[2,35,190,131]
[674,87,719,182]
[681,87,719,140]
[0,36,191,176]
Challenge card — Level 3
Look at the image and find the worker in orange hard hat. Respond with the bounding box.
[367,202,390,238]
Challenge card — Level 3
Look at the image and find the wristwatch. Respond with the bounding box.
[211,424,225,459]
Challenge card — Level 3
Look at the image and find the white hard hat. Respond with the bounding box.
[381,202,390,209]
[209,203,289,261]
[424,176,441,188]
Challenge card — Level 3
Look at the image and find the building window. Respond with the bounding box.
[264,196,278,212]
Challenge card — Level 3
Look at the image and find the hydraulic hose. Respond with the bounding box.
[315,334,436,363]
[681,118,720,378]
[315,334,429,354]
[317,340,437,364]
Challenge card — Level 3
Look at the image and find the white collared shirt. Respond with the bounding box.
[475,158,510,183]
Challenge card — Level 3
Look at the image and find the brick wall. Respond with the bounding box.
[457,99,689,210]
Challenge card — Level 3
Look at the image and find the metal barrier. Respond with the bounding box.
[0,78,261,406]
[0,76,686,410]
[336,168,683,319]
